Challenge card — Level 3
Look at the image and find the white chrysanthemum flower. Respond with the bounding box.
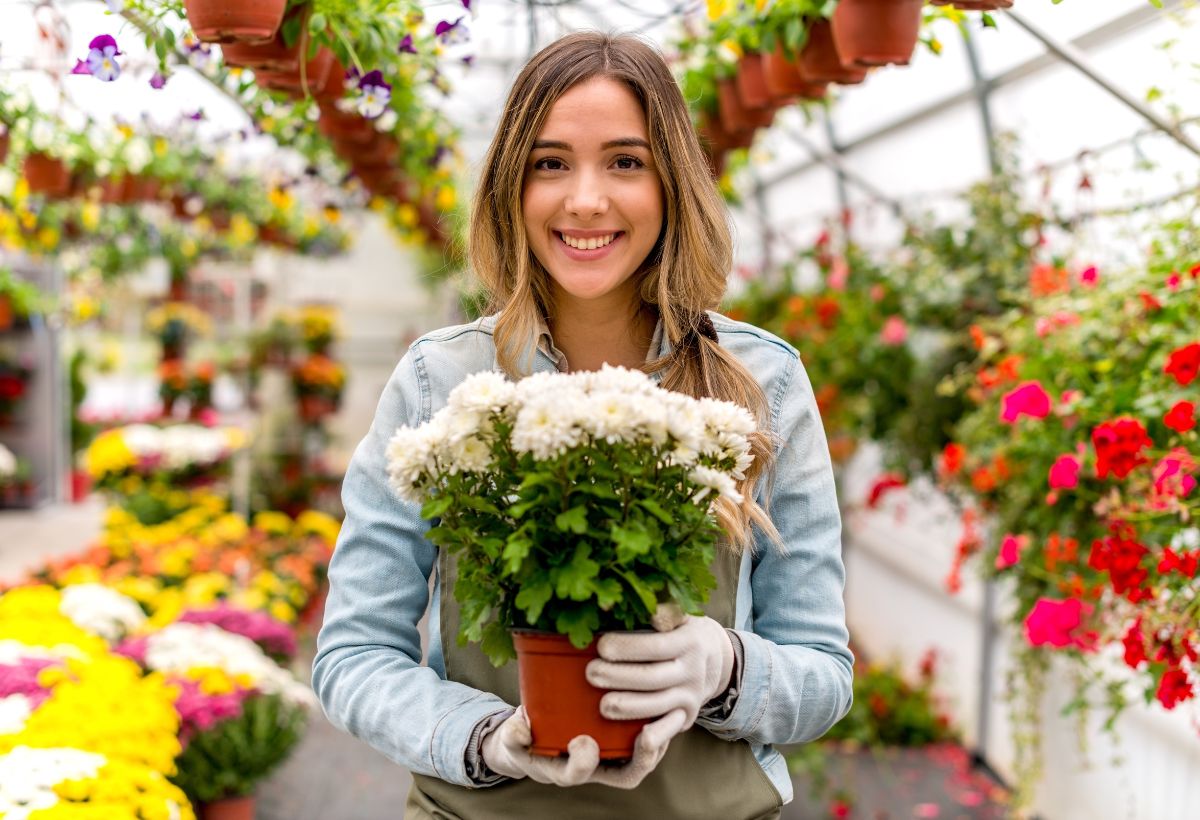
[628,394,670,445]
[698,397,756,438]
[144,623,316,708]
[159,425,227,470]
[0,642,83,665]
[689,466,743,505]
[0,746,106,815]
[513,370,565,404]
[447,435,493,474]
[59,584,146,643]
[120,424,163,458]
[582,390,637,443]
[586,364,656,397]
[448,371,516,414]
[386,425,439,502]
[663,394,705,451]
[0,695,33,735]
[662,444,699,469]
[511,393,584,460]
[440,405,486,444]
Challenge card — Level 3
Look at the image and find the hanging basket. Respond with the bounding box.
[717,78,772,137]
[763,43,829,101]
[220,1,308,70]
[929,0,1013,9]
[734,53,773,110]
[335,134,398,168]
[23,152,71,198]
[100,174,138,204]
[0,131,9,165]
[513,630,650,761]
[255,47,337,99]
[831,0,924,68]
[318,105,377,145]
[798,19,868,85]
[196,796,255,820]
[184,0,287,44]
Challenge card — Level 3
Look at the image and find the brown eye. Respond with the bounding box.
[614,155,644,170]
[533,157,565,171]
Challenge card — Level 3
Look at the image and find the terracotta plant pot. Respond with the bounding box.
[197,795,255,820]
[831,0,924,68]
[735,53,772,110]
[318,105,376,144]
[255,47,336,98]
[0,131,9,164]
[930,0,1012,8]
[337,134,398,168]
[717,78,772,137]
[184,0,286,44]
[23,152,71,198]
[763,43,829,100]
[100,175,138,204]
[513,630,651,761]
[798,19,867,84]
[219,2,307,70]
[0,295,12,332]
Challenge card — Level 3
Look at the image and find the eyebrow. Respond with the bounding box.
[531,137,651,151]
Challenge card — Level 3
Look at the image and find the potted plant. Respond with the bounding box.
[0,267,46,333]
[219,1,311,70]
[798,18,868,85]
[385,367,756,758]
[831,0,924,68]
[0,354,32,426]
[291,353,344,422]
[183,0,288,44]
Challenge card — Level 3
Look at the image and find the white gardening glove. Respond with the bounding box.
[480,704,689,789]
[585,604,735,730]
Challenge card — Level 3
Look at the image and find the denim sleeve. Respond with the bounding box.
[697,354,854,744]
[311,350,513,787]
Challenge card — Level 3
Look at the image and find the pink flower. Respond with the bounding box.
[1000,381,1052,423]
[827,256,849,291]
[995,533,1028,569]
[1048,453,1081,490]
[880,316,907,346]
[1152,448,1197,499]
[1024,597,1097,650]
[1167,272,1182,291]
[1079,265,1099,287]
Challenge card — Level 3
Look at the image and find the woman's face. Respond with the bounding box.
[522,77,664,309]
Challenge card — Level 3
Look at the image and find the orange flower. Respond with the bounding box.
[996,355,1023,383]
[1044,532,1079,573]
[940,443,966,477]
[969,324,987,350]
[1030,263,1070,297]
[785,295,807,317]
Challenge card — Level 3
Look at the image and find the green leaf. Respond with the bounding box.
[554,544,600,601]
[617,570,658,614]
[515,577,553,624]
[612,523,653,563]
[502,533,533,575]
[556,606,600,649]
[555,505,589,534]
[594,577,623,611]
[481,621,516,666]
[638,498,675,525]
[308,11,327,34]
[421,495,453,519]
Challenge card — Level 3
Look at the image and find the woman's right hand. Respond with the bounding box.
[480,705,687,789]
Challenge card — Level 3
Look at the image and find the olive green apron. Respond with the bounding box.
[406,546,783,819]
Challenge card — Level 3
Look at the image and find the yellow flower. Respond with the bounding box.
[270,600,297,623]
[81,202,101,231]
[707,0,735,20]
[295,510,341,545]
[253,511,292,535]
[230,213,258,245]
[233,588,267,612]
[85,430,137,481]
[435,185,456,211]
[396,203,418,228]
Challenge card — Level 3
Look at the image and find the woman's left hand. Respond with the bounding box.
[585,607,735,729]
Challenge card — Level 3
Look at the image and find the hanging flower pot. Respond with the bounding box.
[298,394,335,423]
[336,134,398,168]
[735,53,772,110]
[219,2,308,70]
[100,174,138,204]
[136,176,163,202]
[513,630,651,761]
[0,295,12,333]
[764,43,829,101]
[831,0,924,68]
[184,0,287,44]
[0,130,9,164]
[318,105,376,145]
[717,78,772,137]
[930,0,1013,8]
[197,795,255,820]
[23,152,71,198]
[798,19,867,85]
[254,47,336,98]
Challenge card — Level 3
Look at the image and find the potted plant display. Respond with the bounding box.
[386,366,757,758]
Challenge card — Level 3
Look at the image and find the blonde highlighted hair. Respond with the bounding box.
[469,31,779,553]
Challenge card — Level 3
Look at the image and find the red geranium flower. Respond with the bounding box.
[1122,619,1148,669]
[1164,400,1196,433]
[939,443,965,478]
[1000,381,1052,424]
[1155,667,1193,710]
[1048,453,1081,490]
[1088,529,1151,602]
[1164,342,1200,386]
[866,473,906,509]
[1091,417,1152,479]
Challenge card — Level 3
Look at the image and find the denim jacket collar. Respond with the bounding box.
[480,312,676,376]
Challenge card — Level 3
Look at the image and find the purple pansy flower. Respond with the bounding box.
[187,109,205,121]
[462,55,474,68]
[356,70,391,120]
[398,34,417,55]
[76,34,121,82]
[149,71,167,89]
[183,38,212,69]
[435,17,469,46]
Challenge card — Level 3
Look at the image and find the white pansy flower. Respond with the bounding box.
[0,444,15,478]
[0,747,106,817]
[123,138,152,173]
[689,465,743,505]
[0,696,33,735]
[29,120,55,151]
[144,623,316,708]
[59,584,146,643]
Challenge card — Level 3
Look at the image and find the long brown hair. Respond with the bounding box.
[469,31,780,553]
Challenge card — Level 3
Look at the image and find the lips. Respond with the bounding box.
[556,230,624,261]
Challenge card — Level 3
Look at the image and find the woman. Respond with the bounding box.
[313,31,853,819]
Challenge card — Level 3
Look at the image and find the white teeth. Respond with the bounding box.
[560,232,616,250]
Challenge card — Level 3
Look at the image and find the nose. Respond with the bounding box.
[564,169,608,219]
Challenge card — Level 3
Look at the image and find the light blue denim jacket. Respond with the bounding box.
[312,312,854,804]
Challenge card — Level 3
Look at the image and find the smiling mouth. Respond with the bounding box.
[556,231,624,251]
